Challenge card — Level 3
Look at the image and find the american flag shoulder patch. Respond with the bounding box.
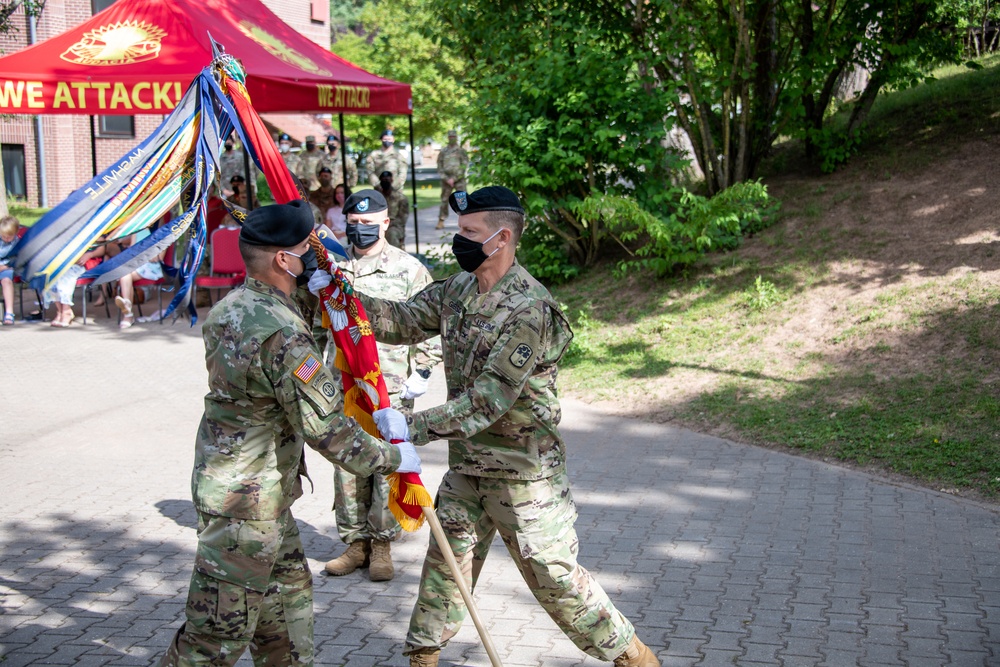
[293,355,321,384]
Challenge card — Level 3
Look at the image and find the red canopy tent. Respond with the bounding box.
[0,0,411,116]
[0,0,424,247]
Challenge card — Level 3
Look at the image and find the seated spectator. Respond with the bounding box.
[324,183,348,244]
[0,215,20,325]
[46,237,107,327]
[114,229,167,329]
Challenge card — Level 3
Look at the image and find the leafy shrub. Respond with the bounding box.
[603,181,778,277]
[517,221,581,285]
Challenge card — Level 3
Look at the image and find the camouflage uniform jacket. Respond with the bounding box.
[359,262,574,480]
[309,185,338,221]
[366,147,408,187]
[436,144,469,183]
[219,148,257,192]
[296,149,325,192]
[317,245,441,395]
[318,151,358,189]
[281,152,301,179]
[195,277,401,521]
[375,186,411,236]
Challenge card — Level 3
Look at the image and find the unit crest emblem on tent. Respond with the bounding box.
[60,20,166,66]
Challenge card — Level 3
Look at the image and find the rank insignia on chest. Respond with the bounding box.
[294,355,321,384]
[509,344,533,368]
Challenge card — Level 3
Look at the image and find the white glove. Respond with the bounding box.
[395,441,422,474]
[307,269,332,296]
[400,372,430,400]
[373,407,410,442]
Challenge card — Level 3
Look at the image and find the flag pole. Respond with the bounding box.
[421,506,504,667]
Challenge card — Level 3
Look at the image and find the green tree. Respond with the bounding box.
[433,0,680,266]
[330,0,467,152]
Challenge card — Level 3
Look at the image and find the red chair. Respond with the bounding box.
[75,276,111,325]
[194,228,245,306]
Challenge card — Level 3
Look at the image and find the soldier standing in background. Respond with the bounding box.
[219,133,258,198]
[157,199,421,667]
[311,187,662,667]
[309,166,339,222]
[297,135,325,192]
[320,189,441,583]
[319,133,358,190]
[278,133,300,179]
[375,171,410,250]
[366,129,408,188]
[435,130,469,230]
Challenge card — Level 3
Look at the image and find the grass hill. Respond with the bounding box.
[553,54,1000,503]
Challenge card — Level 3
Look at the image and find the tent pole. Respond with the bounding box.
[339,113,349,196]
[89,116,97,177]
[28,14,47,208]
[409,114,419,255]
[242,137,254,210]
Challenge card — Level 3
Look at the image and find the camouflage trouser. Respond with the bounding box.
[332,394,411,544]
[159,510,314,666]
[438,179,467,223]
[405,470,635,661]
[386,222,406,250]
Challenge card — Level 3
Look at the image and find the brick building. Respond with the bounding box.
[0,0,330,208]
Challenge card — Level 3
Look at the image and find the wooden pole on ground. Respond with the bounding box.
[421,506,504,667]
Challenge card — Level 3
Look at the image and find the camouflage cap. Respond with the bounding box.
[449,186,524,215]
[343,189,387,215]
[240,199,314,247]
[305,135,316,143]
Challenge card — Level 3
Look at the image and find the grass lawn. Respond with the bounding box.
[550,56,1000,502]
[8,204,48,227]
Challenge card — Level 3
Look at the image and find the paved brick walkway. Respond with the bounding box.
[1,296,998,666]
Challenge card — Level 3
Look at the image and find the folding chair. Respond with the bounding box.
[194,228,245,307]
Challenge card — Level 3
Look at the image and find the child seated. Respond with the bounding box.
[0,215,20,325]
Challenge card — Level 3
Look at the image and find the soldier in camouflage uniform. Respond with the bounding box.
[374,171,411,250]
[435,130,469,230]
[278,133,300,179]
[158,199,422,667]
[309,166,339,222]
[296,135,325,193]
[218,134,258,198]
[318,134,358,190]
[365,128,408,188]
[339,187,662,667]
[318,189,442,583]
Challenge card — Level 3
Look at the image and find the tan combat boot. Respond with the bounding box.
[323,540,369,576]
[369,539,394,581]
[613,635,660,667]
[408,648,440,667]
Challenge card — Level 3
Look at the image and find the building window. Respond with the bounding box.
[97,116,135,138]
[311,0,326,23]
[92,0,116,13]
[2,145,27,199]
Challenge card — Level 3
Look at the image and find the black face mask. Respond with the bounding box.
[327,144,338,153]
[306,142,316,151]
[382,140,393,149]
[346,223,382,249]
[379,178,393,193]
[285,247,318,287]
[452,229,501,273]
[224,144,233,152]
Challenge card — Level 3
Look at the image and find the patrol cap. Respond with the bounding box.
[305,135,316,142]
[279,133,291,142]
[379,170,393,179]
[239,199,314,247]
[342,189,387,215]
[447,129,457,137]
[318,166,332,174]
[326,134,339,143]
[381,129,394,139]
[449,186,524,215]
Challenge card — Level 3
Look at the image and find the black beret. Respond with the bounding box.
[318,166,332,174]
[449,186,524,215]
[327,134,339,143]
[239,199,314,247]
[342,189,387,215]
[379,170,393,179]
[279,133,291,141]
[381,129,393,138]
